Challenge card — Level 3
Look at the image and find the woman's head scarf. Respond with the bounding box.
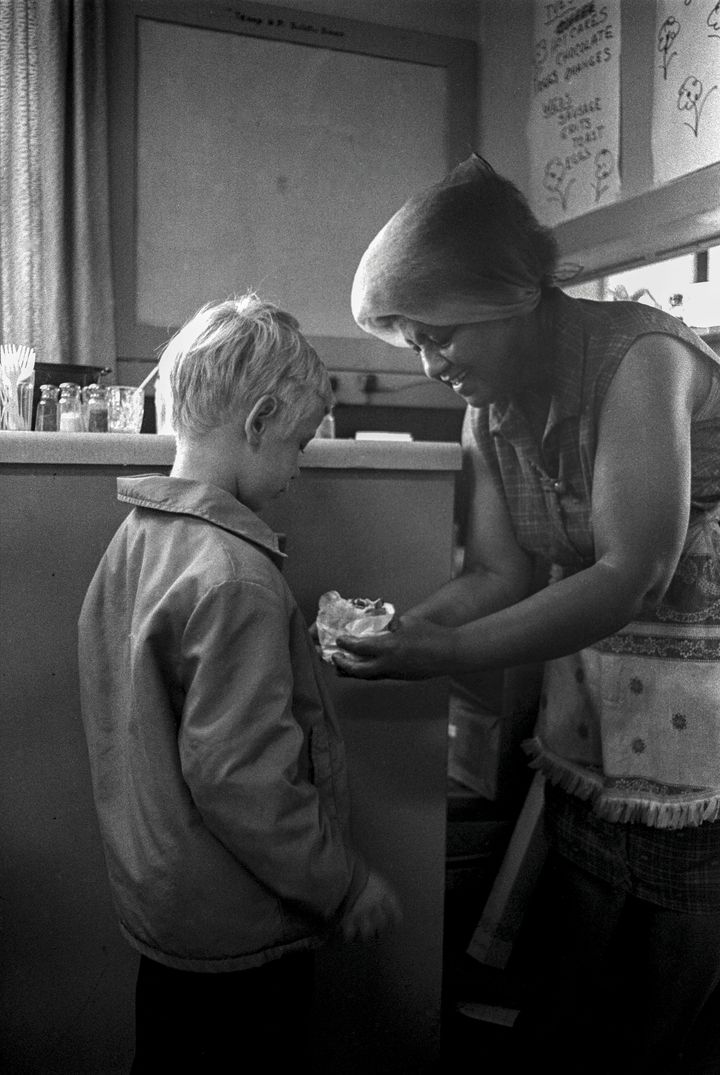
[351,154,557,348]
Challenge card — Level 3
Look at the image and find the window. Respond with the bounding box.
[564,244,720,335]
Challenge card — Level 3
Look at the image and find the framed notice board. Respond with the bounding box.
[106,0,477,366]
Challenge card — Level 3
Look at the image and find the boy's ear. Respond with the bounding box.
[245,395,279,446]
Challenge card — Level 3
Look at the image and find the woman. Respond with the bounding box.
[335,154,720,1074]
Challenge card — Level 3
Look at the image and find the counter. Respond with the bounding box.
[0,432,462,1074]
[0,431,462,470]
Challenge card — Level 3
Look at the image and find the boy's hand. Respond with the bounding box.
[340,870,402,942]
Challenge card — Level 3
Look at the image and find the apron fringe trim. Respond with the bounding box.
[522,736,720,829]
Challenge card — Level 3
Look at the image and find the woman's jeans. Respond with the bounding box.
[512,851,720,1075]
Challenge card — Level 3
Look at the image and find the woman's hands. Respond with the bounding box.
[332,615,457,680]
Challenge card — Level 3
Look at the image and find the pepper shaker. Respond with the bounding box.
[35,384,59,432]
[83,384,109,432]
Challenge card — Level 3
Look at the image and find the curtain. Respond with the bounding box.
[0,0,116,371]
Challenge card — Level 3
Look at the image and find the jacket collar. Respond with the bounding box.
[117,475,286,564]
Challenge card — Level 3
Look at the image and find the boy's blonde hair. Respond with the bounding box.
[156,294,333,437]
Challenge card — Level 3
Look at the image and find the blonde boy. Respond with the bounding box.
[78,295,399,1072]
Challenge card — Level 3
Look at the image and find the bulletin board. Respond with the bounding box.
[106,0,477,362]
[545,0,720,282]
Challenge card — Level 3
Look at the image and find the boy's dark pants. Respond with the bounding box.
[130,950,315,1072]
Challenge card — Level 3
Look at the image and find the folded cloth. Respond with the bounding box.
[315,590,394,662]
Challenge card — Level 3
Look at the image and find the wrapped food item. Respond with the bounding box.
[316,590,395,662]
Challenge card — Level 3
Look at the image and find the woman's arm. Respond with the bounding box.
[403,412,535,627]
[335,334,708,678]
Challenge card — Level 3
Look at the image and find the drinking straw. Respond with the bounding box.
[135,364,160,395]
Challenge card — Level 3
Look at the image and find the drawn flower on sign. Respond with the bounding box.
[544,158,565,188]
[658,17,681,79]
[708,1,720,38]
[592,149,614,203]
[678,75,719,135]
[543,157,575,211]
[679,74,703,107]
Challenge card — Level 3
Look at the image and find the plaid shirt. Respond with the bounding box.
[545,781,720,912]
[465,288,720,575]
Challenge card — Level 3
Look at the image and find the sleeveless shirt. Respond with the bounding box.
[466,288,720,828]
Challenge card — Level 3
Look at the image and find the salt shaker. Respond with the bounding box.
[57,382,84,432]
[35,385,59,432]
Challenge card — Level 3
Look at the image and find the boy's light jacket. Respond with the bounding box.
[78,475,368,972]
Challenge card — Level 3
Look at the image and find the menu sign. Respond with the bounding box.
[652,0,720,184]
[528,0,621,226]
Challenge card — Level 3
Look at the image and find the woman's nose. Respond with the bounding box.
[419,347,450,381]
